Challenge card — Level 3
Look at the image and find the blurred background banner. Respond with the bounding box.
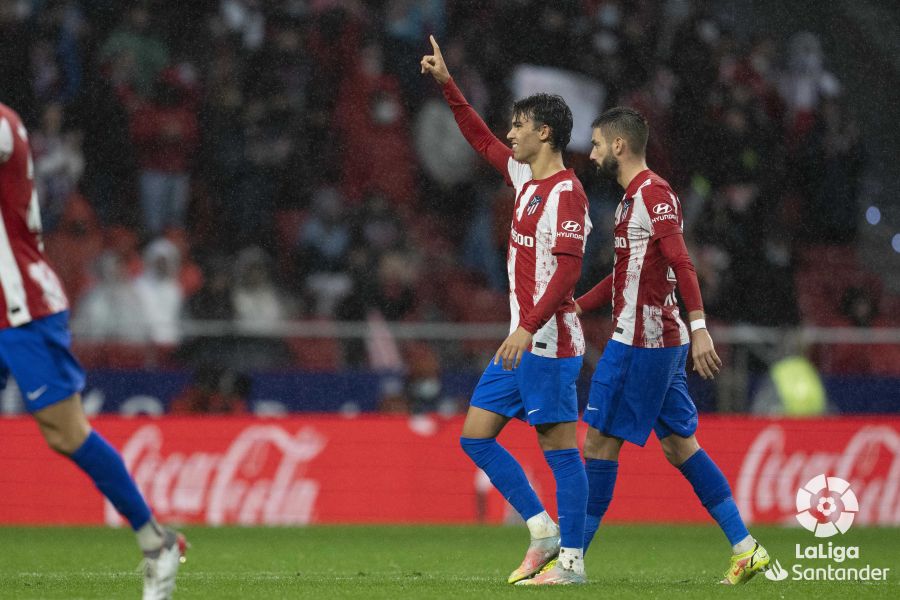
[510,64,606,152]
[1,415,897,526]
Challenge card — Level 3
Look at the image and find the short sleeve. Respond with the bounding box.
[548,181,591,257]
[0,117,13,163]
[642,184,683,240]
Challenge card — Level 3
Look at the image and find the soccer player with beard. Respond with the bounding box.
[421,36,591,585]
[575,107,770,584]
[0,102,186,599]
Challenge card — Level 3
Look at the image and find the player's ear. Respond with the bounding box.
[539,123,552,143]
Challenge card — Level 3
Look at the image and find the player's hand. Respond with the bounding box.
[575,301,583,316]
[420,35,450,84]
[494,326,533,371]
[690,328,722,380]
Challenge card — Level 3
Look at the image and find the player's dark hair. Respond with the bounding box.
[592,107,649,156]
[512,94,573,152]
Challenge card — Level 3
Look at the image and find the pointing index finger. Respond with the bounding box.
[430,35,442,57]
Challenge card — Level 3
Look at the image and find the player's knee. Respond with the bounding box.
[41,427,82,455]
[583,432,621,461]
[660,435,700,467]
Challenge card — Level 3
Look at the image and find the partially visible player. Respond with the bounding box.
[0,101,186,600]
[576,106,770,584]
[421,36,590,585]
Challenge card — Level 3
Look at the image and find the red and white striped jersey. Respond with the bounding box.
[0,103,68,329]
[504,160,592,358]
[611,169,690,348]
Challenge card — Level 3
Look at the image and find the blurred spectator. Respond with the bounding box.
[333,38,417,206]
[73,251,147,342]
[296,187,354,316]
[219,0,266,52]
[30,102,83,230]
[382,0,446,108]
[99,4,169,99]
[840,286,878,328]
[796,98,865,243]
[132,238,184,345]
[73,74,136,226]
[229,246,295,369]
[29,3,84,106]
[779,31,840,140]
[232,246,291,325]
[130,68,200,238]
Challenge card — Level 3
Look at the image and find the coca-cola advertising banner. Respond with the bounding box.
[0,415,897,526]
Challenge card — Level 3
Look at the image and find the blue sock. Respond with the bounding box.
[69,431,152,530]
[460,437,543,521]
[584,458,617,553]
[543,448,587,549]
[678,449,749,546]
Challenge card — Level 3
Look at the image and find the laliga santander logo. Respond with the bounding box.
[795,474,859,537]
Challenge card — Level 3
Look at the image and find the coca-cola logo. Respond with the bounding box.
[736,425,900,525]
[108,424,327,525]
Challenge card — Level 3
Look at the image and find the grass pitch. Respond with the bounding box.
[0,524,897,599]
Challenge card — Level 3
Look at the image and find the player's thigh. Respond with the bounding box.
[465,359,523,436]
[0,311,85,413]
[653,352,699,447]
[585,342,677,446]
[519,353,582,427]
[582,341,631,429]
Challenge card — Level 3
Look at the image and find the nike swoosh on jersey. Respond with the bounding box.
[585,406,599,411]
[26,385,48,401]
[527,409,540,415]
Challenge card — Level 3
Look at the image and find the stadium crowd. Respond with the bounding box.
[1,0,894,381]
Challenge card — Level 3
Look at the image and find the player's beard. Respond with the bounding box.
[595,154,619,181]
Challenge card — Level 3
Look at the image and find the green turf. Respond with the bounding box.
[0,524,897,599]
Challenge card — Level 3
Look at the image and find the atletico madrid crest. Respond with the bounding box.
[526,195,543,216]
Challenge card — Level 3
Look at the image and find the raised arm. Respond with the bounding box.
[421,36,512,176]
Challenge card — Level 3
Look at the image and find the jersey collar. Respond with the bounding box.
[623,168,653,198]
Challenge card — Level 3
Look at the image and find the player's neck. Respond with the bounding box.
[618,160,649,191]
[528,151,566,181]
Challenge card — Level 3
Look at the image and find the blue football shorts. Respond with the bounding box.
[582,340,698,446]
[0,311,86,412]
[470,350,583,426]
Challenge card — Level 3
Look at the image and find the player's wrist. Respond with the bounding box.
[689,318,707,333]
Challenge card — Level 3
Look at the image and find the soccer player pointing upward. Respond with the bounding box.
[422,36,590,585]
[577,107,770,584]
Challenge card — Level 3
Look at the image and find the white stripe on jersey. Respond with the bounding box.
[507,245,520,334]
[0,204,32,326]
[507,156,533,194]
[0,117,13,162]
[642,304,664,348]
[612,186,652,346]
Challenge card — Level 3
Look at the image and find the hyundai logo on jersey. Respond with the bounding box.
[562,221,581,232]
